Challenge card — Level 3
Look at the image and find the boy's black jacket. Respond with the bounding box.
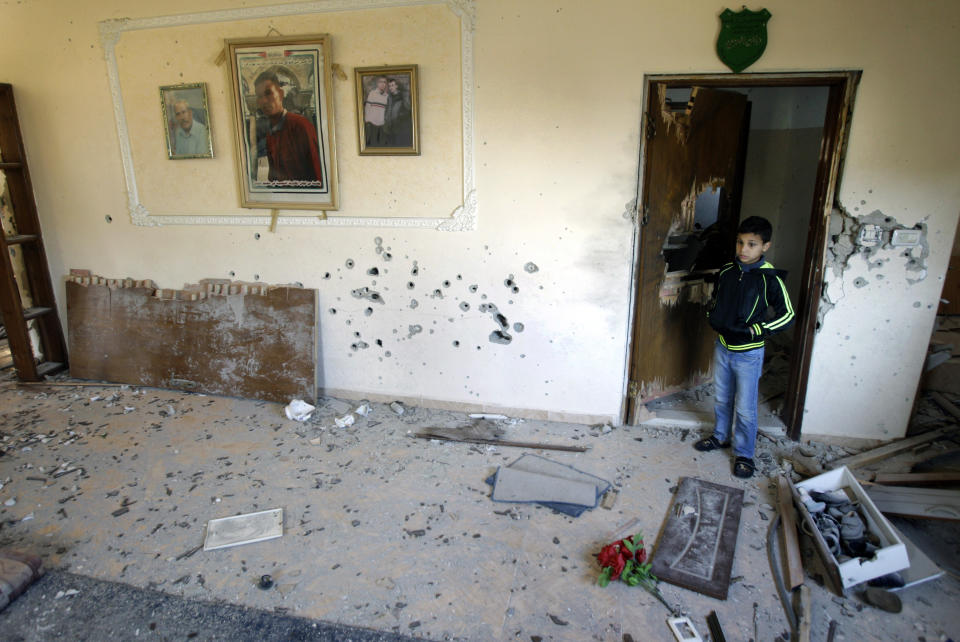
[706,260,795,351]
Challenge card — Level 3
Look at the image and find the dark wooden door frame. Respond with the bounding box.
[625,71,861,440]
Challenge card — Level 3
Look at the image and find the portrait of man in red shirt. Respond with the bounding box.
[253,70,324,187]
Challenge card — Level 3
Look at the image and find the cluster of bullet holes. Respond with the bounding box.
[328,237,540,357]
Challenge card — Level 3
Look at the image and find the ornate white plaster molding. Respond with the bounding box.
[99,0,476,230]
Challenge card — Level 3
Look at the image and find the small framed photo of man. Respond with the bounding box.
[160,83,213,159]
[225,35,339,211]
[355,65,420,156]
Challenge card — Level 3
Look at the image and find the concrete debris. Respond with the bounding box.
[390,401,405,415]
[4,498,15,506]
[284,399,315,422]
[161,405,176,417]
[355,402,372,417]
[334,414,355,428]
[54,589,80,599]
[469,413,508,420]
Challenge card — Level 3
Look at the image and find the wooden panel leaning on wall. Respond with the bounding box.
[66,271,317,403]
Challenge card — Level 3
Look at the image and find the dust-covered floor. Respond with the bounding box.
[0,381,958,641]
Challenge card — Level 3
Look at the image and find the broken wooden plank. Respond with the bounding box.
[650,477,743,600]
[865,485,960,521]
[777,476,805,590]
[66,278,316,403]
[930,391,960,422]
[413,431,588,453]
[872,472,960,485]
[829,425,956,470]
[797,585,812,642]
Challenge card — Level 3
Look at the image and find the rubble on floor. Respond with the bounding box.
[0,376,958,641]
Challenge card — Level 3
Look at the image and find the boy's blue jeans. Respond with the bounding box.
[711,340,764,460]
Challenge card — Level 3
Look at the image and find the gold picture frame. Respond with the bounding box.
[225,34,339,211]
[160,83,213,160]
[355,65,420,156]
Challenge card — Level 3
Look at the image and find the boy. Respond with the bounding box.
[694,216,795,478]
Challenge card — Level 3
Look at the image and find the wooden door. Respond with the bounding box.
[626,86,749,422]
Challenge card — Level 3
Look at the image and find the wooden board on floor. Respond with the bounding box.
[650,477,744,600]
[829,425,956,470]
[777,476,805,589]
[865,485,960,521]
[873,472,960,485]
[67,280,316,403]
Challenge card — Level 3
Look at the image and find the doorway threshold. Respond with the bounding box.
[637,382,788,436]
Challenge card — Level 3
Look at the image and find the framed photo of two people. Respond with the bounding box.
[226,34,339,211]
[355,65,420,156]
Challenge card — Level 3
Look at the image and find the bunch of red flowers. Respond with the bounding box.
[596,532,655,588]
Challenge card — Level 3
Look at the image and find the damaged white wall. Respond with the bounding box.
[1,0,959,438]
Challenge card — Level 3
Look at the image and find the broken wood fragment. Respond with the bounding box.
[865,485,960,521]
[777,476,804,590]
[930,391,960,422]
[828,425,956,470]
[872,471,960,485]
[413,431,588,453]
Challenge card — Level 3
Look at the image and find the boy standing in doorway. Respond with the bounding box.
[694,216,795,478]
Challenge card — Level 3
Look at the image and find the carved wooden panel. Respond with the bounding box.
[650,477,744,600]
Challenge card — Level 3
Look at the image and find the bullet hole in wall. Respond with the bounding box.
[365,307,373,316]
[407,281,415,289]
[368,267,379,276]
[383,253,392,261]
[255,233,261,240]
[329,308,337,314]
[105,215,113,223]
[229,271,236,277]
[408,324,423,338]
[411,262,419,276]
[513,322,524,332]
[432,289,443,299]
[346,259,355,268]
[853,277,868,288]
[409,299,419,309]
[351,287,385,304]
[460,302,470,312]
[443,280,451,288]
[456,274,463,280]
[254,274,260,280]
[453,340,460,347]
[490,330,512,345]
[524,262,538,273]
[323,272,331,279]
[469,284,478,293]
[376,339,383,347]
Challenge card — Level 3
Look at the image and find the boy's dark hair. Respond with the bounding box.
[738,216,773,243]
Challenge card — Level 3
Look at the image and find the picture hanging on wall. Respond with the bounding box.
[355,65,420,156]
[225,35,339,211]
[160,83,214,159]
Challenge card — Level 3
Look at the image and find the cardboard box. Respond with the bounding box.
[792,466,909,592]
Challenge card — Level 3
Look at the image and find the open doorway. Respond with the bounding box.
[624,72,861,440]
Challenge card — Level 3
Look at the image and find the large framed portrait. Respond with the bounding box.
[225,35,339,211]
[160,83,213,159]
[355,65,420,156]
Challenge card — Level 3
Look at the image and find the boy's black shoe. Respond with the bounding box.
[694,436,730,451]
[733,456,755,478]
